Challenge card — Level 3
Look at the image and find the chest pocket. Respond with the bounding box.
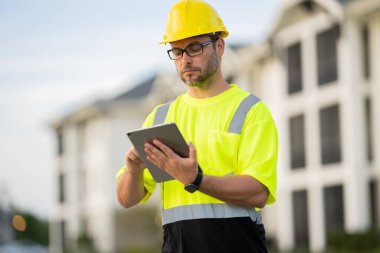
[207,94,261,175]
[206,129,240,176]
[154,94,261,175]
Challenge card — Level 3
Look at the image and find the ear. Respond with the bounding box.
[216,39,225,57]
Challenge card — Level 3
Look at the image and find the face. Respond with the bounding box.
[170,36,221,89]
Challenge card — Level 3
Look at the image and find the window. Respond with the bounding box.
[317,25,339,85]
[369,180,378,228]
[57,129,64,155]
[287,42,303,94]
[320,105,341,164]
[324,185,345,234]
[362,26,370,79]
[292,190,309,248]
[60,220,67,252]
[289,115,306,169]
[365,98,373,162]
[59,173,65,203]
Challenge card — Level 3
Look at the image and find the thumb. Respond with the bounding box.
[188,141,197,160]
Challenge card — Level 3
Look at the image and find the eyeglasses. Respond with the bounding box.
[167,40,214,60]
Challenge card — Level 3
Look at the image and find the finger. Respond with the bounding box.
[126,147,143,164]
[145,142,167,159]
[130,152,141,164]
[145,143,170,170]
[152,140,175,157]
[146,152,156,163]
[124,151,130,164]
[127,151,140,164]
[144,145,159,164]
[130,148,142,161]
[146,150,162,168]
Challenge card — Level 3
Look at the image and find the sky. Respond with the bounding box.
[0,0,280,218]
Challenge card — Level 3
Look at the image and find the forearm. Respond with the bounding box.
[143,140,270,208]
[116,168,146,208]
[199,175,269,208]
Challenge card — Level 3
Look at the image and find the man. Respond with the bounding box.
[116,0,278,252]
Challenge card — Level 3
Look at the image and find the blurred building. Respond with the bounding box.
[49,0,380,252]
[49,73,187,253]
[234,0,380,251]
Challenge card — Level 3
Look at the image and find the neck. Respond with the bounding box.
[187,73,230,99]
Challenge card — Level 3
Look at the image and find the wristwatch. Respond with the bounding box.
[184,165,203,193]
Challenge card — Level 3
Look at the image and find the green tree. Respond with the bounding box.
[11,208,49,246]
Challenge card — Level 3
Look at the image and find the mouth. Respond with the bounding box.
[182,69,199,74]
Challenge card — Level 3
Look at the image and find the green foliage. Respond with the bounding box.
[117,245,161,253]
[327,229,380,253]
[11,208,49,246]
[75,233,96,253]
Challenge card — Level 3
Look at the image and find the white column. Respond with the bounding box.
[303,22,325,253]
[276,187,294,251]
[64,123,81,249]
[308,183,325,252]
[340,18,370,232]
[369,13,380,228]
[270,53,295,251]
[306,100,325,252]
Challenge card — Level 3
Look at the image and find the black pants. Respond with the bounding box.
[162,217,268,253]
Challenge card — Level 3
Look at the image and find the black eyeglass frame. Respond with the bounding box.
[167,40,215,60]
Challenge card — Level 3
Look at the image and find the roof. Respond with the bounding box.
[269,0,344,37]
[50,75,157,128]
[112,75,156,101]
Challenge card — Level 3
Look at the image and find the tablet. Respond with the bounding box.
[126,122,189,182]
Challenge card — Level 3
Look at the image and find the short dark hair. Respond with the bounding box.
[188,32,221,41]
[202,32,221,41]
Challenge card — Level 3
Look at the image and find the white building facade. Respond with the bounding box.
[235,0,380,251]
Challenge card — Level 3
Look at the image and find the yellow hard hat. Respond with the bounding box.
[160,0,229,44]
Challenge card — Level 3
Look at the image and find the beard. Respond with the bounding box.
[178,51,219,89]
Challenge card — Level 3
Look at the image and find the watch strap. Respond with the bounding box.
[184,165,203,193]
[191,166,203,187]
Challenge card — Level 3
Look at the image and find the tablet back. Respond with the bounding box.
[126,122,189,182]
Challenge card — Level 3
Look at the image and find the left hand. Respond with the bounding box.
[144,140,198,185]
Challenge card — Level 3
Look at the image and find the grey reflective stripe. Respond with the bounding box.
[153,101,172,125]
[228,94,261,134]
[162,203,262,225]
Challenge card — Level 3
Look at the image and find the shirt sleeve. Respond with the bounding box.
[115,104,165,204]
[238,101,278,205]
[115,165,157,204]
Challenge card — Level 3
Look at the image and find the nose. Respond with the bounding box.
[180,51,193,65]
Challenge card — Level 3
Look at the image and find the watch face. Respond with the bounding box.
[185,184,198,193]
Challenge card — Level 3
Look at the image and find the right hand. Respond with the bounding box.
[125,147,145,174]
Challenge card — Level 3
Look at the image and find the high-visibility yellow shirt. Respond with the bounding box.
[116,84,278,211]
